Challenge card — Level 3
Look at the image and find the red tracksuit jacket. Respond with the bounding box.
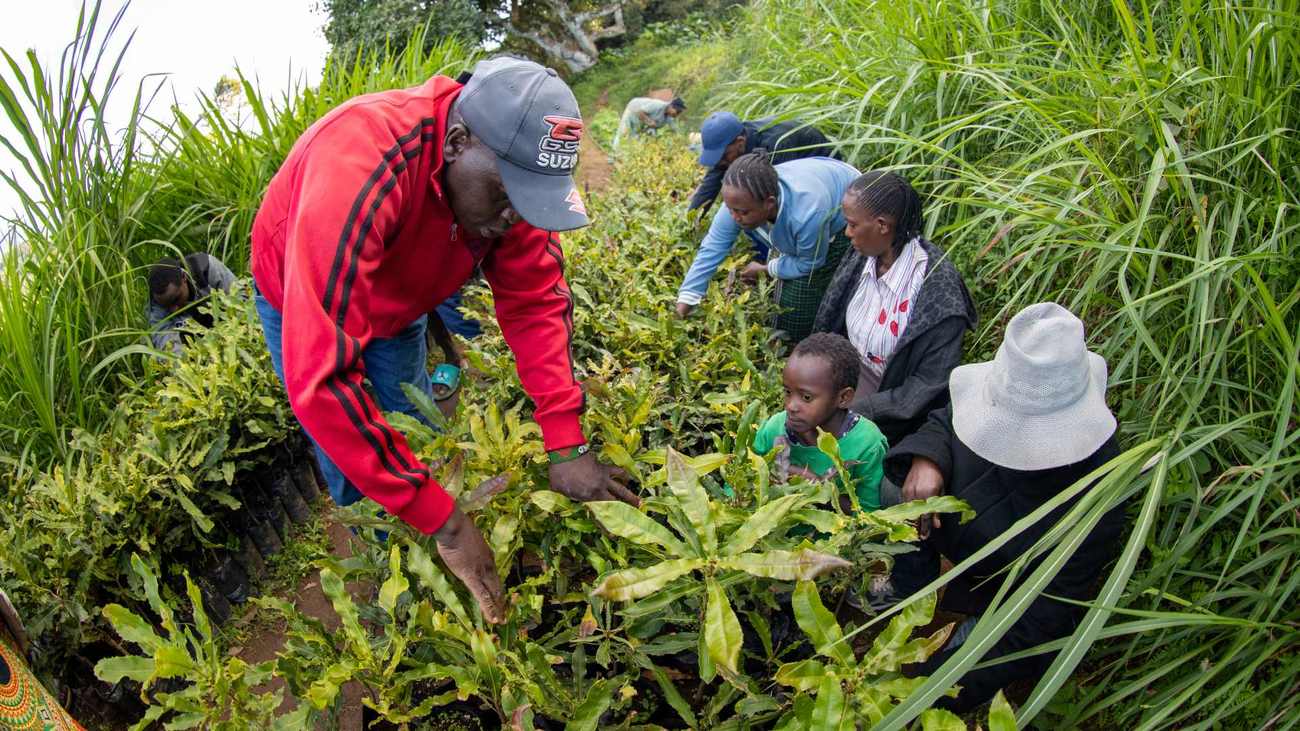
[251,75,585,535]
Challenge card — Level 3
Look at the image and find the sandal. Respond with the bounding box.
[432,363,461,401]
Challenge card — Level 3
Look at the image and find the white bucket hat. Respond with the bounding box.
[950,302,1116,471]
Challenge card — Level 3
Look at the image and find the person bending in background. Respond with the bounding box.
[812,171,976,445]
[611,96,685,148]
[688,111,839,223]
[884,302,1124,712]
[753,332,889,511]
[675,153,859,341]
[146,252,236,355]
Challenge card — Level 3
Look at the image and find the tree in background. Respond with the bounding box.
[501,0,628,73]
[320,0,488,65]
[319,0,739,74]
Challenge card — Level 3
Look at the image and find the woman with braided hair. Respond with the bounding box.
[675,152,860,340]
[813,170,977,445]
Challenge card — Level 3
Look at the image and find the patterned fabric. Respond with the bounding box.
[775,231,851,340]
[813,237,975,353]
[845,237,929,393]
[0,632,83,731]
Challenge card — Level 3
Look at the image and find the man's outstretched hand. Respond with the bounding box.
[434,505,505,624]
[550,450,640,506]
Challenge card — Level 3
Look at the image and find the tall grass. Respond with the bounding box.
[0,3,480,468]
[724,0,1299,725]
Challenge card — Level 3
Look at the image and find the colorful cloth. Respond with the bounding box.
[0,633,83,731]
[774,231,850,340]
[752,409,888,510]
[845,237,929,392]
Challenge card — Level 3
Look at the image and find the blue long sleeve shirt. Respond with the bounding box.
[677,157,860,305]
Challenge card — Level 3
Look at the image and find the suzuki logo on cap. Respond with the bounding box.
[544,115,584,141]
[537,115,582,171]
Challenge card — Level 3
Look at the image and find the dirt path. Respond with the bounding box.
[576,135,613,195]
[233,519,365,729]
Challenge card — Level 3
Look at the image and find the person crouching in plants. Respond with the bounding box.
[611,95,685,148]
[753,332,889,511]
[147,252,237,356]
[675,153,860,341]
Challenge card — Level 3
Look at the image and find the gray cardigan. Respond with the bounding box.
[147,253,237,354]
[812,238,976,444]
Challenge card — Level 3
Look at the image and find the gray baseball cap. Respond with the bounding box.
[457,56,589,232]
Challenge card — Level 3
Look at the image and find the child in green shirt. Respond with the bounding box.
[753,333,888,510]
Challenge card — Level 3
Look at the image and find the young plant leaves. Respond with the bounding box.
[592,558,703,601]
[704,577,743,676]
[587,500,692,556]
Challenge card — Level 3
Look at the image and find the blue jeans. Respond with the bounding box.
[254,292,436,509]
[435,290,481,339]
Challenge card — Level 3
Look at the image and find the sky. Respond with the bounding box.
[0,0,331,220]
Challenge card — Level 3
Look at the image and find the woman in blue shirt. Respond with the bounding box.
[675,153,860,340]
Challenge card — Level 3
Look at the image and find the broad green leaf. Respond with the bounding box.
[919,708,965,731]
[721,493,805,555]
[586,501,691,556]
[704,577,743,675]
[863,592,943,673]
[406,540,470,627]
[791,580,854,666]
[378,545,409,616]
[815,430,842,464]
[666,448,716,553]
[530,490,576,514]
[747,449,770,503]
[873,496,975,525]
[856,685,897,724]
[152,644,197,678]
[774,658,826,691]
[565,678,612,731]
[94,655,155,683]
[719,549,851,581]
[183,575,211,644]
[989,690,1018,731]
[791,508,846,533]
[591,558,702,601]
[306,660,357,709]
[319,568,373,664]
[811,674,847,730]
[697,617,716,683]
[101,604,164,653]
[173,491,215,533]
[130,554,174,627]
[491,513,520,562]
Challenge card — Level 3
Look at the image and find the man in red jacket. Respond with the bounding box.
[250,56,635,623]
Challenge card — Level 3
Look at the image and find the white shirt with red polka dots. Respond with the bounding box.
[845,237,929,394]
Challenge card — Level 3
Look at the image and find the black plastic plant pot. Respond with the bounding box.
[197,578,232,626]
[247,515,283,557]
[205,552,250,605]
[235,532,267,580]
[272,471,312,524]
[291,458,321,503]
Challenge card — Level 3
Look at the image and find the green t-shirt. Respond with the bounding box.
[752,411,888,511]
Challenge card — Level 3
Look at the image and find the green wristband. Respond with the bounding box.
[548,444,590,465]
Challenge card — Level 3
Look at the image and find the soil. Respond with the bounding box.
[233,518,366,729]
[575,135,613,195]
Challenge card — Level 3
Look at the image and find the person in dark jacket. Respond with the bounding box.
[812,171,976,445]
[147,252,237,355]
[688,112,838,223]
[884,302,1124,713]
